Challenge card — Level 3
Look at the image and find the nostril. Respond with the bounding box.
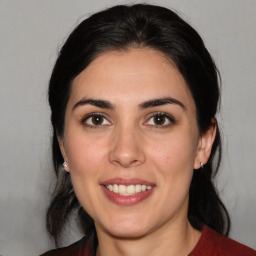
[110,158,142,168]
[130,159,140,167]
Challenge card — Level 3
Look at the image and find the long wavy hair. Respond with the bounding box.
[46,3,230,253]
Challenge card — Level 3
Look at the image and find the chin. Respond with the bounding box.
[107,226,149,239]
[97,216,152,239]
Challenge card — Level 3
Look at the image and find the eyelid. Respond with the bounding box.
[144,112,175,127]
[81,112,112,127]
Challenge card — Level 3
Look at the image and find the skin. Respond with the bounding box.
[59,48,216,256]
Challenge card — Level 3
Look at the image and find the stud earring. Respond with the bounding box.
[200,162,204,169]
[63,161,68,169]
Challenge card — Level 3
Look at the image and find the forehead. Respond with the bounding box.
[69,48,195,111]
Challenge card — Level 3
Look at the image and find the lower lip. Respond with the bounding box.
[102,186,154,206]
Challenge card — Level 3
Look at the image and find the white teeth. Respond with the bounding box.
[118,185,126,194]
[113,184,118,193]
[106,184,153,195]
[135,184,142,193]
[127,185,135,194]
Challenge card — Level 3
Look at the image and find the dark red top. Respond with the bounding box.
[41,226,256,256]
[189,226,256,256]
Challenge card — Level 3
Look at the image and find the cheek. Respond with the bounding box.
[146,131,198,198]
[65,132,108,175]
[63,133,109,217]
[147,133,198,174]
[145,134,197,218]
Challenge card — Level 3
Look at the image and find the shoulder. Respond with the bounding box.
[40,236,90,256]
[190,226,256,256]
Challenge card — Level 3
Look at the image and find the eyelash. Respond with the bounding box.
[145,112,175,128]
[81,113,111,128]
[81,112,175,128]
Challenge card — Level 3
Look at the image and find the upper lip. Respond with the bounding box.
[100,178,155,186]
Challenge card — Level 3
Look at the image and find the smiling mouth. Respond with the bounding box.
[105,184,153,196]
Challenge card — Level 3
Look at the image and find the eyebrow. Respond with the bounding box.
[72,97,186,111]
[139,97,186,110]
[72,98,115,111]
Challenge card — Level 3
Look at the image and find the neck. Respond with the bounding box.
[95,220,201,256]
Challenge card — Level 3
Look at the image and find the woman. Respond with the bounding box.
[41,4,255,256]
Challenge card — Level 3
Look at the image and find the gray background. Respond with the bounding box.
[0,0,255,255]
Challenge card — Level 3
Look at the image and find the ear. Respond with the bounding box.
[194,118,217,169]
[57,134,70,172]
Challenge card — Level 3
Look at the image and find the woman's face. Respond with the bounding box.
[59,48,214,238]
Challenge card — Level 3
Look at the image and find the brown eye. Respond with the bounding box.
[91,115,104,125]
[146,113,174,127]
[84,114,111,127]
[153,115,165,125]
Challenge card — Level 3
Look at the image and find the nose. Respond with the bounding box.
[109,125,146,168]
